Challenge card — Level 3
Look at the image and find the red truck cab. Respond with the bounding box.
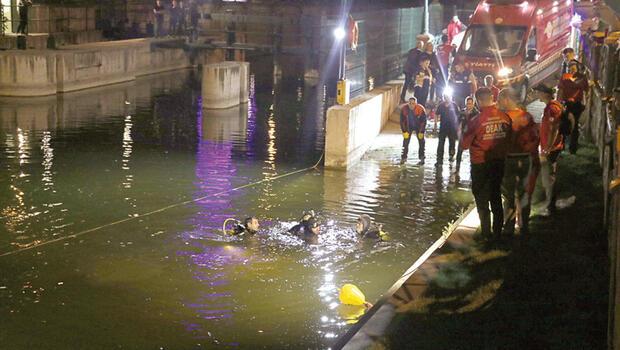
[453,0,574,100]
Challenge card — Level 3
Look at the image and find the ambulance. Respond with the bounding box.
[453,0,575,100]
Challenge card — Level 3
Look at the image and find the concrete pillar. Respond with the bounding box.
[201,61,249,109]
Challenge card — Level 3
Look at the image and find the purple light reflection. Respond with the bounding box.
[177,96,254,339]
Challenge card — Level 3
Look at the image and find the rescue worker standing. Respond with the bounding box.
[534,84,567,215]
[400,97,427,165]
[560,47,585,75]
[450,62,476,109]
[435,93,459,165]
[414,56,433,106]
[497,88,540,236]
[456,96,479,172]
[484,75,500,102]
[461,88,512,238]
[401,40,424,103]
[558,61,588,154]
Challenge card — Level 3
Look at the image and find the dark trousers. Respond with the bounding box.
[501,155,532,235]
[17,18,28,34]
[414,86,429,106]
[402,133,425,161]
[566,100,584,154]
[471,160,505,236]
[155,16,164,37]
[540,150,561,211]
[400,72,413,102]
[437,131,457,163]
[456,145,465,169]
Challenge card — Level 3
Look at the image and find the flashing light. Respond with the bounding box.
[519,1,529,8]
[552,0,559,5]
[333,27,346,40]
[498,67,513,77]
[566,0,571,5]
[443,85,454,98]
[536,8,543,15]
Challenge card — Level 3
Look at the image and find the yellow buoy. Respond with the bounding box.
[339,284,366,306]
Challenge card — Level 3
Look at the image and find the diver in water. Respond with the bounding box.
[223,217,260,236]
[288,210,321,238]
[355,214,388,241]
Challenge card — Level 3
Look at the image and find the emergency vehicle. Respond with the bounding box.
[453,0,574,100]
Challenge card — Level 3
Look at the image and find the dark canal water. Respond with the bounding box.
[0,67,472,349]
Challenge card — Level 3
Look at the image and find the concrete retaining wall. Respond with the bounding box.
[0,39,191,97]
[325,81,402,168]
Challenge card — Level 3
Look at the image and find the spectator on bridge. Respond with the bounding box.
[189,0,201,42]
[534,83,565,216]
[170,0,180,36]
[435,93,459,166]
[414,55,433,106]
[401,39,424,103]
[177,0,187,35]
[447,15,464,45]
[484,75,500,102]
[461,88,512,239]
[16,0,32,35]
[153,0,165,37]
[498,88,540,236]
[558,61,588,154]
[456,96,479,173]
[400,97,427,165]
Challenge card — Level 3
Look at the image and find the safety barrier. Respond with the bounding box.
[579,29,620,350]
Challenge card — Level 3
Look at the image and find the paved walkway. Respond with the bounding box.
[378,144,609,349]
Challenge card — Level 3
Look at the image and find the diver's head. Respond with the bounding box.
[355,214,372,234]
[305,217,321,235]
[300,210,316,223]
[244,217,260,233]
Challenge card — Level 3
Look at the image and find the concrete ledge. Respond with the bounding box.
[335,205,479,350]
[0,38,192,97]
[325,81,402,169]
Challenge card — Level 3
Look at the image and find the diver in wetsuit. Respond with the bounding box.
[224,217,260,236]
[355,214,388,241]
[288,211,321,238]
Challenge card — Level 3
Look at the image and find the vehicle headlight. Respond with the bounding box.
[498,67,513,77]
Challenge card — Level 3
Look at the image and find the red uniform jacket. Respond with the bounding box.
[461,105,512,164]
[558,73,588,102]
[506,109,539,156]
[540,100,564,152]
[400,103,427,132]
[447,21,463,45]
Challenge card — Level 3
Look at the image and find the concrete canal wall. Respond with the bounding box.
[325,81,402,169]
[0,39,190,97]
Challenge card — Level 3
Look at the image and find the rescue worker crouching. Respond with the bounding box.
[355,214,388,241]
[400,97,427,165]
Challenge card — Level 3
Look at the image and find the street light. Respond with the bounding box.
[334,25,350,105]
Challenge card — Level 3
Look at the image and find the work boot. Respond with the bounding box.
[400,156,407,165]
